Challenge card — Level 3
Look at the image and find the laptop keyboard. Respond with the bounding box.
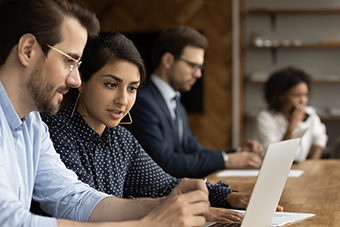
[206,222,241,227]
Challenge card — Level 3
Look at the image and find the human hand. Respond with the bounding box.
[141,186,209,227]
[276,205,284,212]
[226,192,250,209]
[310,145,323,159]
[226,192,284,212]
[170,178,209,197]
[288,104,306,129]
[225,152,262,169]
[242,139,264,157]
[206,207,243,222]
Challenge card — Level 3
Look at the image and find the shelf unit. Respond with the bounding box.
[246,8,340,31]
[246,78,340,84]
[248,41,340,64]
[249,43,340,49]
[246,9,340,62]
[247,8,340,15]
[243,3,340,151]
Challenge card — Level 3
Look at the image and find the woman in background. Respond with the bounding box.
[40,31,254,222]
[252,67,328,161]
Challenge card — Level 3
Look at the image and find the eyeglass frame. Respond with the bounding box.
[39,42,82,74]
[175,57,204,74]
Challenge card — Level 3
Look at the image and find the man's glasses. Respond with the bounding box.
[40,42,82,75]
[177,57,204,74]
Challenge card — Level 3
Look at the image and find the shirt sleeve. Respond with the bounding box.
[123,141,236,208]
[43,118,98,190]
[0,152,58,226]
[253,110,282,151]
[32,122,110,221]
[123,135,181,198]
[123,129,235,207]
[206,181,236,208]
[125,93,225,178]
[0,114,109,226]
[309,108,328,148]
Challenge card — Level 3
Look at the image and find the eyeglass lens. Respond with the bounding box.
[178,58,204,74]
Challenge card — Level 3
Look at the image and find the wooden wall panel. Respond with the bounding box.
[80,0,235,150]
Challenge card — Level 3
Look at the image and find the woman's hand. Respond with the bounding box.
[226,192,250,209]
[226,192,284,212]
[284,104,306,140]
[288,104,305,128]
[206,207,243,222]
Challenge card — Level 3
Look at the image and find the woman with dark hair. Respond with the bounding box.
[40,31,256,222]
[252,67,328,161]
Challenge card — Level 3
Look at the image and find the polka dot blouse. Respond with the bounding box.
[41,102,234,207]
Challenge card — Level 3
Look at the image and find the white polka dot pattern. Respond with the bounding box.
[41,102,234,207]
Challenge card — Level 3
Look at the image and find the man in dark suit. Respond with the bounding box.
[124,25,263,178]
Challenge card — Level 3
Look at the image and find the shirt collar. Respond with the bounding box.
[150,74,181,101]
[151,74,181,119]
[62,102,111,145]
[0,81,25,130]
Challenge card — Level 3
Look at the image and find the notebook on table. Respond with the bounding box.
[204,138,301,227]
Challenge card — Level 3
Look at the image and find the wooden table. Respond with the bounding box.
[205,160,340,226]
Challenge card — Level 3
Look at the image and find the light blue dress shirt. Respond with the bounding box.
[151,74,183,143]
[0,82,109,227]
[150,74,178,120]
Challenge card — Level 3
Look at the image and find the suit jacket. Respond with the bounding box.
[124,80,227,178]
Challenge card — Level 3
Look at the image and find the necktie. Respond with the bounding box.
[173,95,183,145]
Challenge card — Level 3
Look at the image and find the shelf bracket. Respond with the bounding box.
[270,13,276,31]
[271,48,277,65]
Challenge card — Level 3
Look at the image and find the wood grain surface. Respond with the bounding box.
[205,160,340,226]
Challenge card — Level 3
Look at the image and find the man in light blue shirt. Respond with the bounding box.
[0,82,108,225]
[0,0,210,226]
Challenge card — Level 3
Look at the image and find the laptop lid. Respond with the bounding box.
[204,138,300,227]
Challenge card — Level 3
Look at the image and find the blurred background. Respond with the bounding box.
[79,0,340,158]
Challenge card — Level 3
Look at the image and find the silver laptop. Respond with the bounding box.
[204,138,301,227]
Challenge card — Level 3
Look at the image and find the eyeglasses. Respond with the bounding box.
[177,57,204,74]
[40,42,82,75]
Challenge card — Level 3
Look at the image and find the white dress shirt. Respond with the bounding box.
[252,106,328,161]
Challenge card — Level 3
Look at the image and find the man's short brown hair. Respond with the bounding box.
[151,25,208,69]
[0,0,100,66]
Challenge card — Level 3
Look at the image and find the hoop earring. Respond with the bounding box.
[71,93,87,118]
[119,112,133,125]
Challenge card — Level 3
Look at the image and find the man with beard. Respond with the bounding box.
[0,0,210,226]
[124,25,264,178]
